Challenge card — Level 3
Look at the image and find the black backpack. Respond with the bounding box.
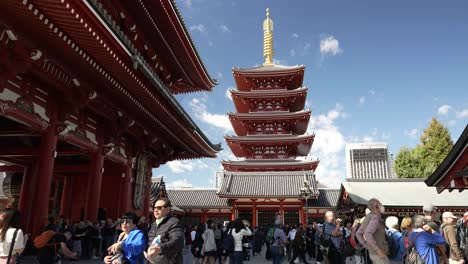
[222,229,235,254]
[386,230,399,259]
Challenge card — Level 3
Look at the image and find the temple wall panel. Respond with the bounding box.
[100,161,126,219]
[69,174,88,221]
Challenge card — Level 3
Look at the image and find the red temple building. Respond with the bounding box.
[0,0,220,235]
[167,9,334,227]
[425,125,468,193]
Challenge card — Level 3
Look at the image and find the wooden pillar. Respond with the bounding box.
[300,206,305,225]
[31,120,58,235]
[18,166,36,231]
[85,150,104,221]
[231,200,236,221]
[280,199,284,224]
[59,176,73,218]
[251,199,257,227]
[119,160,133,215]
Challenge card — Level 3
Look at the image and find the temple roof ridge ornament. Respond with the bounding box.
[263,8,274,66]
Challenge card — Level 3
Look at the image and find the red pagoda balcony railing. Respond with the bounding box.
[251,99,290,112]
[249,122,291,135]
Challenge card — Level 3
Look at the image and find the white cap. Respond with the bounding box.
[442,212,458,219]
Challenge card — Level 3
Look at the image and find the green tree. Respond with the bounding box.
[420,118,453,169]
[394,118,453,178]
[394,146,424,178]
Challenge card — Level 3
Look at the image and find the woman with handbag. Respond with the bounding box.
[0,208,26,264]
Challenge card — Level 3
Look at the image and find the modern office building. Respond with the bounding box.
[346,142,395,179]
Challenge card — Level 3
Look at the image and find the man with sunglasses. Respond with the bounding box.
[146,198,184,263]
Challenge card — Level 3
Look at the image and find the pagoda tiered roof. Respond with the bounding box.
[231,87,308,113]
[217,171,319,198]
[225,134,315,158]
[233,64,305,91]
[228,110,311,136]
[221,159,319,172]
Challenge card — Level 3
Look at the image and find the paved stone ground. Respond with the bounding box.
[19,246,321,264]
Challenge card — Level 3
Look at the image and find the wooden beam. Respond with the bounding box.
[0,165,24,172]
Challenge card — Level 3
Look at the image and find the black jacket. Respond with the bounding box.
[147,215,184,264]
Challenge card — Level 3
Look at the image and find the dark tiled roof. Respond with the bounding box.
[307,189,340,208]
[217,171,319,198]
[150,177,167,206]
[167,189,230,209]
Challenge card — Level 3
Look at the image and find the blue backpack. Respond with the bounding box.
[222,229,235,254]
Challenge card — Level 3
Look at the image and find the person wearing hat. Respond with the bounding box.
[385,216,405,264]
[441,212,464,264]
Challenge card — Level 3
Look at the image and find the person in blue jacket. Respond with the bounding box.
[410,215,446,264]
[385,216,405,264]
[104,212,147,264]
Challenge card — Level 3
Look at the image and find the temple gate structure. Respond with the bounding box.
[0,0,220,235]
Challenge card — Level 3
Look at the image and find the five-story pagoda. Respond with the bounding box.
[218,9,320,227]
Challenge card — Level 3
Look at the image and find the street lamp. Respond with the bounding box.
[300,178,314,226]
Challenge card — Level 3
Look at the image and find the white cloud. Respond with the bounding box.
[190,24,206,34]
[405,128,419,139]
[292,33,299,39]
[437,104,452,115]
[301,42,312,56]
[166,160,208,174]
[290,49,296,57]
[307,104,347,188]
[216,72,223,80]
[167,160,194,173]
[219,25,231,33]
[369,90,376,95]
[167,179,193,188]
[189,98,232,132]
[320,35,343,56]
[183,0,192,8]
[448,120,456,126]
[456,109,468,118]
[225,88,232,101]
[359,96,366,105]
[273,58,287,65]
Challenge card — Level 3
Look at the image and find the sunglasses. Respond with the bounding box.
[154,205,168,210]
[120,219,133,224]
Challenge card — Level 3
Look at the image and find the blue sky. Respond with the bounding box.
[152,0,468,188]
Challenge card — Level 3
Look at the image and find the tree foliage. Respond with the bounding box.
[394,118,453,178]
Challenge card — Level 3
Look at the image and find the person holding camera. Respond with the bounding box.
[323,211,345,264]
[229,218,252,264]
[104,212,146,264]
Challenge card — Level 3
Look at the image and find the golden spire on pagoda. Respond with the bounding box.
[263,8,274,66]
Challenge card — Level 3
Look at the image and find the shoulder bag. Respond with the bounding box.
[5,228,19,264]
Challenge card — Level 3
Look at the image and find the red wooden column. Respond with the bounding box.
[18,166,36,231]
[85,150,104,221]
[59,176,73,218]
[31,120,59,235]
[119,159,133,215]
[231,200,236,221]
[279,199,285,224]
[251,199,257,227]
[300,206,305,225]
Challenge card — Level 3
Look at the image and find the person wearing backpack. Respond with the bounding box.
[269,219,288,264]
[408,215,446,264]
[385,216,405,264]
[356,198,389,264]
[441,212,465,264]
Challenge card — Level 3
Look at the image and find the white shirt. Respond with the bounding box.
[288,229,297,240]
[190,230,196,242]
[0,228,25,256]
[231,227,252,252]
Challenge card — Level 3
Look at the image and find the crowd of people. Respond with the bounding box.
[0,197,467,264]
